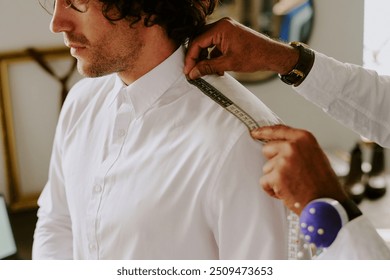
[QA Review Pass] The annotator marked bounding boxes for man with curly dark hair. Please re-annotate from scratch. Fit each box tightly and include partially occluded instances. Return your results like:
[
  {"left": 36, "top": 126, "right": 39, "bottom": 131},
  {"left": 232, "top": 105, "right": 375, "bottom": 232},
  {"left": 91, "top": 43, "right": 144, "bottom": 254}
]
[{"left": 33, "top": 0, "right": 291, "bottom": 259}]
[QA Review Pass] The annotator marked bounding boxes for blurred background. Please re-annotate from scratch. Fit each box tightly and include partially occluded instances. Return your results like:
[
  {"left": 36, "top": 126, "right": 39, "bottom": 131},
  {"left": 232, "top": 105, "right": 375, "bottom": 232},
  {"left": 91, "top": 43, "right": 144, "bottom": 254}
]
[{"left": 1, "top": 0, "right": 389, "bottom": 259}]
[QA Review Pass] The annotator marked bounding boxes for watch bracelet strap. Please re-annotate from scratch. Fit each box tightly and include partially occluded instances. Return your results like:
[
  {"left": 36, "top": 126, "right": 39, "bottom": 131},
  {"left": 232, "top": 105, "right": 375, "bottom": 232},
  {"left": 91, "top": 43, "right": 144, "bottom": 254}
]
[{"left": 339, "top": 198, "right": 362, "bottom": 221}]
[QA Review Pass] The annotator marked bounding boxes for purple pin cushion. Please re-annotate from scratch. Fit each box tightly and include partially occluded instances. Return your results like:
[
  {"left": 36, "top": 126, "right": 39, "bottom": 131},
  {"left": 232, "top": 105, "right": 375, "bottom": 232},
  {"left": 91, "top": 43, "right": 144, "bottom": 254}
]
[{"left": 299, "top": 198, "right": 349, "bottom": 248}]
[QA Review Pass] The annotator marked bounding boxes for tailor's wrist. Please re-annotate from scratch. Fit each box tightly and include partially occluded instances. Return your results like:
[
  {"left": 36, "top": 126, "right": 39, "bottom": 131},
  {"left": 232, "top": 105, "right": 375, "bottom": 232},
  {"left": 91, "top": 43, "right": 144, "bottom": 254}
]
[{"left": 277, "top": 43, "right": 300, "bottom": 75}]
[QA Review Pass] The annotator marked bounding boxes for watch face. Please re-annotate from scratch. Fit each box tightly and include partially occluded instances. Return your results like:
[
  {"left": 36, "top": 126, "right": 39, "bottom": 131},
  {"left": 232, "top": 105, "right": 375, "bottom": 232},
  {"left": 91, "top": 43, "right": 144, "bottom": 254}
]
[
  {"left": 280, "top": 68, "right": 305, "bottom": 85},
  {"left": 290, "top": 69, "right": 305, "bottom": 79}
]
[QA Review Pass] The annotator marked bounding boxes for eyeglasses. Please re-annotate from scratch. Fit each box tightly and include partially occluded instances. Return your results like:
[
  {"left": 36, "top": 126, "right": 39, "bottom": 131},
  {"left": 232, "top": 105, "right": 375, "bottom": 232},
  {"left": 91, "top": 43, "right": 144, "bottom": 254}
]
[{"left": 38, "top": 0, "right": 89, "bottom": 15}]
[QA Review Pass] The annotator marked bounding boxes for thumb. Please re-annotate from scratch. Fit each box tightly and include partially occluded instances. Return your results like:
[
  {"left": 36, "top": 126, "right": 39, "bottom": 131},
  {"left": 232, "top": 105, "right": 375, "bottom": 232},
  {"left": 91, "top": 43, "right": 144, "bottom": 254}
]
[
  {"left": 251, "top": 125, "right": 292, "bottom": 141},
  {"left": 188, "top": 58, "right": 226, "bottom": 79}
]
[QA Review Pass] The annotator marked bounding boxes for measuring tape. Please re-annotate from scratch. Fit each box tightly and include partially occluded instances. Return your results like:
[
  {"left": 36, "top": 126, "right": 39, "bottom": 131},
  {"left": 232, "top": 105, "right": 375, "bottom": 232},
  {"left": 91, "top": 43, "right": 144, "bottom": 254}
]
[
  {"left": 188, "top": 77, "right": 310, "bottom": 259},
  {"left": 187, "top": 78, "right": 260, "bottom": 131}
]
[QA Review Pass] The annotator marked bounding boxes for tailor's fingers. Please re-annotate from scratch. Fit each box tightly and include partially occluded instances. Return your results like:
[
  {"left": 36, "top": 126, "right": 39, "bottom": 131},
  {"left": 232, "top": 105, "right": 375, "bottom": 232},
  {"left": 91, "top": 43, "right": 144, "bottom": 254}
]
[{"left": 251, "top": 124, "right": 298, "bottom": 142}]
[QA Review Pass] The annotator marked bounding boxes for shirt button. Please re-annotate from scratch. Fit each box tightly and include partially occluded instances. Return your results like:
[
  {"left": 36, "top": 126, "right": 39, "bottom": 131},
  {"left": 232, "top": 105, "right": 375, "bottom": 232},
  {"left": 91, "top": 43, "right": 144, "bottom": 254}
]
[
  {"left": 89, "top": 243, "right": 97, "bottom": 250},
  {"left": 118, "top": 129, "right": 126, "bottom": 137},
  {"left": 94, "top": 185, "right": 102, "bottom": 193}
]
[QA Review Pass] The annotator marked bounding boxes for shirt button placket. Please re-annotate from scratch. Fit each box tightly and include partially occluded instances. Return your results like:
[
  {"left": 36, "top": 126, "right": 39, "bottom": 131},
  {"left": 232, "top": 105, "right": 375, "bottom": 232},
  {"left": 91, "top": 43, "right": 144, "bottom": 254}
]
[
  {"left": 118, "top": 128, "right": 126, "bottom": 138},
  {"left": 89, "top": 181, "right": 103, "bottom": 259}
]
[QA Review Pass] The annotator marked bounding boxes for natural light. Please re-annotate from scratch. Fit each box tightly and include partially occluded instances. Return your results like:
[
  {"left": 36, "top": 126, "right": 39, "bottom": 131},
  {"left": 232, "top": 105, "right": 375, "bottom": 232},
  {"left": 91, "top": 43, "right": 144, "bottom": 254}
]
[{"left": 363, "top": 0, "right": 390, "bottom": 75}]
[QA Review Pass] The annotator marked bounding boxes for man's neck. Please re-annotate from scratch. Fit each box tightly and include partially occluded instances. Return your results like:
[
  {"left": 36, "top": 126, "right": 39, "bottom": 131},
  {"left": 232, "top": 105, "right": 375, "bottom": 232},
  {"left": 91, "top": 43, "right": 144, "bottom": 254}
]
[{"left": 119, "top": 28, "right": 178, "bottom": 85}]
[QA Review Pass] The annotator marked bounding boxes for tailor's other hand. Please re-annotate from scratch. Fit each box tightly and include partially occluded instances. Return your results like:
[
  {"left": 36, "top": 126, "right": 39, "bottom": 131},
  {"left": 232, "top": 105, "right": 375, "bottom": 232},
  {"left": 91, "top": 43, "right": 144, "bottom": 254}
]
[{"left": 251, "top": 125, "right": 349, "bottom": 214}]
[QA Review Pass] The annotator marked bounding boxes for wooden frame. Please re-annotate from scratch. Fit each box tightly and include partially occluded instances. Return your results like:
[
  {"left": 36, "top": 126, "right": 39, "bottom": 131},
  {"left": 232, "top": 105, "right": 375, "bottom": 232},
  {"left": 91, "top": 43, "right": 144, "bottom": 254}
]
[{"left": 0, "top": 47, "right": 78, "bottom": 211}]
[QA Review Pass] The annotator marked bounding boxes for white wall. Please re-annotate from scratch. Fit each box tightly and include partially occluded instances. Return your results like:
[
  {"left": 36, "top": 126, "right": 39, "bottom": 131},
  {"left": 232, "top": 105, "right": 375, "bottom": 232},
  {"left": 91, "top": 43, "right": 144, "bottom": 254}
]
[
  {"left": 0, "top": 0, "right": 63, "bottom": 51},
  {"left": 0, "top": 0, "right": 365, "bottom": 199}
]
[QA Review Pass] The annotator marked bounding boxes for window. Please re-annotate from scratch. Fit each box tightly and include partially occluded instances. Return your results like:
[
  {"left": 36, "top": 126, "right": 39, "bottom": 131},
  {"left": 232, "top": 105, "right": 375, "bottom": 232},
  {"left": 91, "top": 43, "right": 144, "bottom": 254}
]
[{"left": 363, "top": 0, "right": 390, "bottom": 75}]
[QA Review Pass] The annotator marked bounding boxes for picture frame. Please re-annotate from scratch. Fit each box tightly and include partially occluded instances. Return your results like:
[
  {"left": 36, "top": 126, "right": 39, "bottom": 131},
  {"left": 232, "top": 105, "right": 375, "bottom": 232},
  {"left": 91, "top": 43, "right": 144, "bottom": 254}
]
[{"left": 0, "top": 47, "right": 79, "bottom": 211}]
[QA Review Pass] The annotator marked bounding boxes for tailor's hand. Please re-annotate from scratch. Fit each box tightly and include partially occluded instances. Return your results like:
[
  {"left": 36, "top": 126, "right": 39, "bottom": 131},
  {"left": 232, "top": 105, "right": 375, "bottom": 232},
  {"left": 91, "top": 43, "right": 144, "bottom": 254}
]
[
  {"left": 184, "top": 17, "right": 298, "bottom": 80},
  {"left": 251, "top": 125, "right": 349, "bottom": 214}
]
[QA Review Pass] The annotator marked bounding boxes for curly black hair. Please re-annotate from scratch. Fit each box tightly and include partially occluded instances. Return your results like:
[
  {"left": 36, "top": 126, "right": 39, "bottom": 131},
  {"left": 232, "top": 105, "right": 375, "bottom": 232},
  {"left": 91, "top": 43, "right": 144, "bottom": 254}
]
[{"left": 98, "top": 0, "right": 217, "bottom": 45}]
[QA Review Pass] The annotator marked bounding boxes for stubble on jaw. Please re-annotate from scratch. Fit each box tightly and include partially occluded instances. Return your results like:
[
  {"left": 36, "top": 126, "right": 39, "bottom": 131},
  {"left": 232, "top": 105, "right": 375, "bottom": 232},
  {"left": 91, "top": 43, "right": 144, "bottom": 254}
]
[{"left": 70, "top": 23, "right": 145, "bottom": 79}]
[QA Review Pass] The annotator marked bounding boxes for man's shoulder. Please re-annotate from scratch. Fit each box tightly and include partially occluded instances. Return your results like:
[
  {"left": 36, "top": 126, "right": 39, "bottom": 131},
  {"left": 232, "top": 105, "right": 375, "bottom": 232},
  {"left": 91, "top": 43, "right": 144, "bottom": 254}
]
[{"left": 180, "top": 74, "right": 278, "bottom": 152}]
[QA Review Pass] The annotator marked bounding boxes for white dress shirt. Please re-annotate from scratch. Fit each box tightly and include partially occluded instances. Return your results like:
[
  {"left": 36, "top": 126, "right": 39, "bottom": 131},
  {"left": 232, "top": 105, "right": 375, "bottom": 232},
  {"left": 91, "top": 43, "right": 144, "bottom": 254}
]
[
  {"left": 295, "top": 51, "right": 390, "bottom": 259},
  {"left": 33, "top": 46, "right": 289, "bottom": 260}
]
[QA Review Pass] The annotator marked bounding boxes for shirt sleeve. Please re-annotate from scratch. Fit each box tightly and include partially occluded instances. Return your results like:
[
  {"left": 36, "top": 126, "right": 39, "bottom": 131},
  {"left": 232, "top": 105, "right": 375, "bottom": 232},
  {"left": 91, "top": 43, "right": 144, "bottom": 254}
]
[
  {"left": 295, "top": 51, "right": 390, "bottom": 147},
  {"left": 317, "top": 216, "right": 390, "bottom": 259},
  {"left": 206, "top": 130, "right": 289, "bottom": 259},
  {"left": 32, "top": 112, "right": 73, "bottom": 259}
]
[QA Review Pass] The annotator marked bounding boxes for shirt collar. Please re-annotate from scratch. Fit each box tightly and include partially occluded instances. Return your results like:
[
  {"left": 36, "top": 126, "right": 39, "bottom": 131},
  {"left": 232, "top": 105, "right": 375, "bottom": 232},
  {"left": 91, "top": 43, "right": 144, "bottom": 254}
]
[{"left": 115, "top": 46, "right": 186, "bottom": 118}]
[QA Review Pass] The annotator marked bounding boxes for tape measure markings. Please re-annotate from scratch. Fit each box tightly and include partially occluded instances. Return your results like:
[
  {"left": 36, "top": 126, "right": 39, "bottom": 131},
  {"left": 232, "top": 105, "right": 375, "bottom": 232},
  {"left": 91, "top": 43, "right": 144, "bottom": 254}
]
[{"left": 187, "top": 78, "right": 260, "bottom": 131}]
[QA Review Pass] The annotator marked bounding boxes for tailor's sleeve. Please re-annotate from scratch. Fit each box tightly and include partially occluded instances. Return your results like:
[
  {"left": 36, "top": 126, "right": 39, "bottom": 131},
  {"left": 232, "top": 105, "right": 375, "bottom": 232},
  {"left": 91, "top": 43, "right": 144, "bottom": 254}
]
[
  {"left": 295, "top": 51, "right": 390, "bottom": 148},
  {"left": 32, "top": 118, "right": 73, "bottom": 259},
  {"left": 206, "top": 130, "right": 289, "bottom": 259},
  {"left": 316, "top": 216, "right": 390, "bottom": 259}
]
